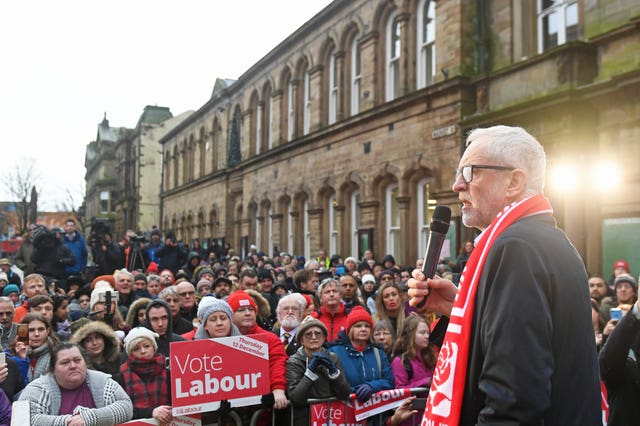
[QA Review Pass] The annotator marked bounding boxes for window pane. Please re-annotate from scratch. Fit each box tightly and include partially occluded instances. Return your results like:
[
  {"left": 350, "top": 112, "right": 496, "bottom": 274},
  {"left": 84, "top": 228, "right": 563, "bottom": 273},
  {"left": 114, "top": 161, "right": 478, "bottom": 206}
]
[
  {"left": 542, "top": 10, "right": 559, "bottom": 50},
  {"left": 566, "top": 2, "right": 578, "bottom": 42}
]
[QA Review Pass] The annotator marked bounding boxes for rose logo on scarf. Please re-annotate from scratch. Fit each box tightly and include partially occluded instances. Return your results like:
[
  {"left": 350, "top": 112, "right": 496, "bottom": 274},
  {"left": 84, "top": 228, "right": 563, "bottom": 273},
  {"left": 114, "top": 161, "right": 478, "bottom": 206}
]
[{"left": 428, "top": 340, "right": 458, "bottom": 416}]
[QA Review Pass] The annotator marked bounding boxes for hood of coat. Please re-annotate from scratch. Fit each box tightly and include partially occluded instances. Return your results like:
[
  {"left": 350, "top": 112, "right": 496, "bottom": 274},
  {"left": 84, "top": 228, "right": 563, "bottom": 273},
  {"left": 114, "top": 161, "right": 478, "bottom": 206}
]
[
  {"left": 125, "top": 297, "right": 153, "bottom": 327},
  {"left": 244, "top": 289, "right": 271, "bottom": 319},
  {"left": 144, "top": 298, "right": 174, "bottom": 338},
  {"left": 71, "top": 320, "right": 122, "bottom": 363}
]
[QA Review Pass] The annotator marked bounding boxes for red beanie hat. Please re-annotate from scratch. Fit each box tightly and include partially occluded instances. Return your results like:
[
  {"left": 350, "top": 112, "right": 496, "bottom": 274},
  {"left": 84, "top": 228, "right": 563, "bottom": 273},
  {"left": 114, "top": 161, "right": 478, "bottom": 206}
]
[
  {"left": 146, "top": 262, "right": 159, "bottom": 274},
  {"left": 347, "top": 306, "right": 373, "bottom": 334},
  {"left": 227, "top": 290, "right": 258, "bottom": 313},
  {"left": 91, "top": 275, "right": 116, "bottom": 290},
  {"left": 613, "top": 259, "right": 630, "bottom": 274}
]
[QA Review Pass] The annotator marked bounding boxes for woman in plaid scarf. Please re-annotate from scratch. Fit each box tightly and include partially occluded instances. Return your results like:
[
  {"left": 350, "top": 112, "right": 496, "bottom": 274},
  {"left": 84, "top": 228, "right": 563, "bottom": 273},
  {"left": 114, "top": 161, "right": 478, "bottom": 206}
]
[{"left": 115, "top": 327, "right": 172, "bottom": 424}]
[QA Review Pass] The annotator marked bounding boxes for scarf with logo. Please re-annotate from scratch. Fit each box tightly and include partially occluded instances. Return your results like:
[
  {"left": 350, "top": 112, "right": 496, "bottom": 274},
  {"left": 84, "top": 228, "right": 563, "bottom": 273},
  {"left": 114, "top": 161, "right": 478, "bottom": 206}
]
[{"left": 422, "top": 194, "right": 553, "bottom": 425}]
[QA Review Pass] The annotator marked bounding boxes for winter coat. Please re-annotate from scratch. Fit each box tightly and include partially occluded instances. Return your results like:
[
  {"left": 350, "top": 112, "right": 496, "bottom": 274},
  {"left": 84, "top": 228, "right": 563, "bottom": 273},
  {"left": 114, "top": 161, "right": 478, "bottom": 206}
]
[
  {"left": 62, "top": 230, "right": 88, "bottom": 275},
  {"left": 390, "top": 355, "right": 433, "bottom": 389},
  {"left": 271, "top": 324, "right": 302, "bottom": 357},
  {"left": 31, "top": 240, "right": 75, "bottom": 280},
  {"left": 328, "top": 335, "right": 394, "bottom": 392},
  {"left": 599, "top": 305, "right": 640, "bottom": 425},
  {"left": 311, "top": 303, "right": 348, "bottom": 342},
  {"left": 72, "top": 320, "right": 123, "bottom": 375},
  {"left": 0, "top": 389, "right": 10, "bottom": 426},
  {"left": 19, "top": 369, "right": 133, "bottom": 425},
  {"left": 155, "top": 243, "right": 188, "bottom": 275},
  {"left": 13, "top": 237, "right": 35, "bottom": 276},
  {"left": 243, "top": 324, "right": 287, "bottom": 392},
  {"left": 125, "top": 298, "right": 152, "bottom": 328},
  {"left": 0, "top": 357, "right": 24, "bottom": 401},
  {"left": 287, "top": 346, "right": 351, "bottom": 426}
]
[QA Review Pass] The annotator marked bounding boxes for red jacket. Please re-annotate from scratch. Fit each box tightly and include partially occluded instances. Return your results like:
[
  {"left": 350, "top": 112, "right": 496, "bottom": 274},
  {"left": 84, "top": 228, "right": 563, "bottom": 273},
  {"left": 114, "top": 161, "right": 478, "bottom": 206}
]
[
  {"left": 312, "top": 303, "right": 348, "bottom": 342},
  {"left": 245, "top": 324, "right": 287, "bottom": 392}
]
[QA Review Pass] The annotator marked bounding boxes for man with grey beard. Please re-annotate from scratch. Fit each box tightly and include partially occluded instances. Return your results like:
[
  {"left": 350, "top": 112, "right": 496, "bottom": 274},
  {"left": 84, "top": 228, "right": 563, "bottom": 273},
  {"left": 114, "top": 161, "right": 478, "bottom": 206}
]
[{"left": 272, "top": 294, "right": 306, "bottom": 357}]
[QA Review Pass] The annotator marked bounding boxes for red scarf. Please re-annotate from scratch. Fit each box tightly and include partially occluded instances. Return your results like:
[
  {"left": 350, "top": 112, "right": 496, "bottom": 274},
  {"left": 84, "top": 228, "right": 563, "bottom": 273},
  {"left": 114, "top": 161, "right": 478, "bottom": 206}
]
[
  {"left": 121, "top": 354, "right": 170, "bottom": 409},
  {"left": 422, "top": 194, "right": 553, "bottom": 425}
]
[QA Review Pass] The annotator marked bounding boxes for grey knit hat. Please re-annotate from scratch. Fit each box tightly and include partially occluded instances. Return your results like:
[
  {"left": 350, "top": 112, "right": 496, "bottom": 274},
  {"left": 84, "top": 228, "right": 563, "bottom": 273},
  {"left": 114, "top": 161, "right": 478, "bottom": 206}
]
[
  {"left": 296, "top": 316, "right": 328, "bottom": 343},
  {"left": 197, "top": 295, "right": 233, "bottom": 323}
]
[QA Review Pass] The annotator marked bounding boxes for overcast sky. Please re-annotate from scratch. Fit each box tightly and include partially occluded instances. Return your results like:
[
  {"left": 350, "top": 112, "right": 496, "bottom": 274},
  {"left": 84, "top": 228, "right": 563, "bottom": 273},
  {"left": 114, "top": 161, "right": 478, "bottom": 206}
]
[{"left": 0, "top": 0, "right": 333, "bottom": 210}]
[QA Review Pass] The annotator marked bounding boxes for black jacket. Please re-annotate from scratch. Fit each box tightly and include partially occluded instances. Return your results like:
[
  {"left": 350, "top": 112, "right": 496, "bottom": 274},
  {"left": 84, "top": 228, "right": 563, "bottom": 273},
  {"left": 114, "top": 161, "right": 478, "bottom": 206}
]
[
  {"left": 460, "top": 215, "right": 601, "bottom": 425},
  {"left": 599, "top": 306, "right": 640, "bottom": 425},
  {"left": 156, "top": 243, "right": 188, "bottom": 275},
  {"left": 31, "top": 239, "right": 75, "bottom": 279}
]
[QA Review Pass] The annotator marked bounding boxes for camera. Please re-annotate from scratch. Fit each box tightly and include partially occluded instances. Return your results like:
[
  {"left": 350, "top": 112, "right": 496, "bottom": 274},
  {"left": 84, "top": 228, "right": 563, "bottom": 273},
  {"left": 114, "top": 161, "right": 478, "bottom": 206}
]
[
  {"left": 31, "top": 225, "right": 57, "bottom": 249},
  {"left": 98, "top": 291, "right": 119, "bottom": 303},
  {"left": 129, "top": 233, "right": 147, "bottom": 243},
  {"left": 89, "top": 217, "right": 111, "bottom": 250}
]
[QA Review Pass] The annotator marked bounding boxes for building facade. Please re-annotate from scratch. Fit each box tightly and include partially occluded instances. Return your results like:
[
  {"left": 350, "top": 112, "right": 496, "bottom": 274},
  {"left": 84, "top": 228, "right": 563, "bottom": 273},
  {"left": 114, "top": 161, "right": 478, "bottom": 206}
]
[{"left": 159, "top": 0, "right": 640, "bottom": 275}]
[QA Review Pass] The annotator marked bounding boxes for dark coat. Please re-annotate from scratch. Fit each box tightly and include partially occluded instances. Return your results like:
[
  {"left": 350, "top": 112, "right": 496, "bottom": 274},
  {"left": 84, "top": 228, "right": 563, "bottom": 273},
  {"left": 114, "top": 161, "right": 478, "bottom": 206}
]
[
  {"left": 156, "top": 243, "right": 188, "bottom": 275},
  {"left": 31, "top": 240, "right": 76, "bottom": 279},
  {"left": 271, "top": 324, "right": 302, "bottom": 357},
  {"left": 599, "top": 306, "right": 640, "bottom": 425},
  {"left": 460, "top": 215, "right": 601, "bottom": 425}
]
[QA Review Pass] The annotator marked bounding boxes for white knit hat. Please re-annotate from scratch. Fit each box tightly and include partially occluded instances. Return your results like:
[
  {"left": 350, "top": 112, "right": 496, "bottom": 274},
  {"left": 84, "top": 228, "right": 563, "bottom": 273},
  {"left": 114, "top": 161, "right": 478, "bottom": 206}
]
[
  {"left": 90, "top": 280, "right": 117, "bottom": 310},
  {"left": 123, "top": 327, "right": 159, "bottom": 355},
  {"left": 197, "top": 296, "right": 233, "bottom": 323}
]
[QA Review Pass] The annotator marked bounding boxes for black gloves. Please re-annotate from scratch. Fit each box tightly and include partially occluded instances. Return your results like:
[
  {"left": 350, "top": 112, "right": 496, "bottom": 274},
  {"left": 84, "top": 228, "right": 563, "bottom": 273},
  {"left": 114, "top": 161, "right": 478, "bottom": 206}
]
[{"left": 312, "top": 351, "right": 339, "bottom": 376}]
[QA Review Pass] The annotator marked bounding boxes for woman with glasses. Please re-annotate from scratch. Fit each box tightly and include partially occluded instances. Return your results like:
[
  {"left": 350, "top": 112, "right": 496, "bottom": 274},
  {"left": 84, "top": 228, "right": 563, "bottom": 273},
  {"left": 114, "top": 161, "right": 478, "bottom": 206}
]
[
  {"left": 287, "top": 316, "right": 350, "bottom": 426},
  {"left": 372, "top": 320, "right": 395, "bottom": 358}
]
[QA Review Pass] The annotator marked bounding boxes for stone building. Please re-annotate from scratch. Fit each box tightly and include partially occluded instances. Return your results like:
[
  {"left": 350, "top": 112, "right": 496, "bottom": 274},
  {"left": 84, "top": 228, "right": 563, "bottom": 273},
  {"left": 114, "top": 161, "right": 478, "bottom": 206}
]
[
  {"left": 113, "top": 106, "right": 193, "bottom": 236},
  {"left": 159, "top": 0, "right": 640, "bottom": 274},
  {"left": 85, "top": 107, "right": 193, "bottom": 242}
]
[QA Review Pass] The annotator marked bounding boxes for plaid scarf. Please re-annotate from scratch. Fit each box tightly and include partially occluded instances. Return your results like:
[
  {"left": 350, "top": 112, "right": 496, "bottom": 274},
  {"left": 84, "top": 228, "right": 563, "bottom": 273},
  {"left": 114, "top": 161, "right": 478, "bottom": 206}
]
[
  {"left": 422, "top": 194, "right": 553, "bottom": 425},
  {"left": 121, "top": 354, "right": 169, "bottom": 409}
]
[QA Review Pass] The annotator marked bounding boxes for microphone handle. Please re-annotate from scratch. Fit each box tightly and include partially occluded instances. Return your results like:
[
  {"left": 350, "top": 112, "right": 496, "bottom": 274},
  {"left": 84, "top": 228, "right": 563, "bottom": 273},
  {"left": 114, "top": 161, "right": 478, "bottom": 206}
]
[{"left": 416, "top": 231, "right": 446, "bottom": 308}]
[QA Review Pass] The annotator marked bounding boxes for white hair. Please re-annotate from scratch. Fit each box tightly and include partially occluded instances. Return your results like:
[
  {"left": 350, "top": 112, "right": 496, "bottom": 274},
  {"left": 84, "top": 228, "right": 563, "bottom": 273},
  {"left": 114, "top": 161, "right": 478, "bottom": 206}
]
[{"left": 466, "top": 125, "right": 546, "bottom": 193}]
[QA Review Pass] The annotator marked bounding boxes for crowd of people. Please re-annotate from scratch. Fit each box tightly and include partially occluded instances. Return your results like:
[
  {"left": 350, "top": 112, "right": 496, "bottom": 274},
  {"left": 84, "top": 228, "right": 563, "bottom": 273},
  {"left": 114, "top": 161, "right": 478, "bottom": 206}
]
[
  {"left": 0, "top": 124, "right": 635, "bottom": 425},
  {"left": 0, "top": 237, "right": 448, "bottom": 425}
]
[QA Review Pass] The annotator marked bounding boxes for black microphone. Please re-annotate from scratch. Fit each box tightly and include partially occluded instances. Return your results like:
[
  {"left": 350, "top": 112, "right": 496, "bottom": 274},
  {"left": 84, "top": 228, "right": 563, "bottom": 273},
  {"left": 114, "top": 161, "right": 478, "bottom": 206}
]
[{"left": 416, "top": 205, "right": 451, "bottom": 308}]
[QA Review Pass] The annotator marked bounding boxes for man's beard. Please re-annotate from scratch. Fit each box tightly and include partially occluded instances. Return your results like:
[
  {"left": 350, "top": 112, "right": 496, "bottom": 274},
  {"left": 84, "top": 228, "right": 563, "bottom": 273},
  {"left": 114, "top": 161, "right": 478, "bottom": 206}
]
[{"left": 280, "top": 317, "right": 300, "bottom": 329}]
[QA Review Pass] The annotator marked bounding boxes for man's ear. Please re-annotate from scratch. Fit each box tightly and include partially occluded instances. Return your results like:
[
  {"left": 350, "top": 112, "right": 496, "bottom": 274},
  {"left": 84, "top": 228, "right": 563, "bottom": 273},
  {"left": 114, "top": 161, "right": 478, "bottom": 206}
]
[{"left": 506, "top": 169, "right": 527, "bottom": 198}]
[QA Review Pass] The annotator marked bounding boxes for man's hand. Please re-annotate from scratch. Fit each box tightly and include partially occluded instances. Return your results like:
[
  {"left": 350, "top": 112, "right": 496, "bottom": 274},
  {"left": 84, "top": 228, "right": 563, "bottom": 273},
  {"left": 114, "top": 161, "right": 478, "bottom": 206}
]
[
  {"left": 408, "top": 269, "right": 458, "bottom": 316},
  {"left": 272, "top": 388, "right": 288, "bottom": 409},
  {"left": 387, "top": 396, "right": 418, "bottom": 426}
]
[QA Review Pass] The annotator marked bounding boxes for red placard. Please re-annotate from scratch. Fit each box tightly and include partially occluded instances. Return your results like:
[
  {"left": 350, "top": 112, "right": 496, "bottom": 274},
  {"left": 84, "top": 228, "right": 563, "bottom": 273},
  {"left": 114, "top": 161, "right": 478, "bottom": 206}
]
[
  {"left": 350, "top": 388, "right": 410, "bottom": 421},
  {"left": 309, "top": 401, "right": 364, "bottom": 426},
  {"left": 170, "top": 335, "right": 270, "bottom": 416}
]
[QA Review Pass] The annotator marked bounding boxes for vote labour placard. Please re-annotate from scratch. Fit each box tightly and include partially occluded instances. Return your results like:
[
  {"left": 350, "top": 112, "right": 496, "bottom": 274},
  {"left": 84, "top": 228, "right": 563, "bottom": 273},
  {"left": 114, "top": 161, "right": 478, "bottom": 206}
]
[{"left": 170, "top": 334, "right": 270, "bottom": 416}]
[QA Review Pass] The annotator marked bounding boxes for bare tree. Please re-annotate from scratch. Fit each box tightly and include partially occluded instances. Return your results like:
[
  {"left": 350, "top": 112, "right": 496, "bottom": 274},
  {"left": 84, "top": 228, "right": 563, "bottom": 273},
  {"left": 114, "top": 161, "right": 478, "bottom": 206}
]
[
  {"left": 55, "top": 181, "right": 86, "bottom": 230},
  {"left": 1, "top": 157, "right": 40, "bottom": 235}
]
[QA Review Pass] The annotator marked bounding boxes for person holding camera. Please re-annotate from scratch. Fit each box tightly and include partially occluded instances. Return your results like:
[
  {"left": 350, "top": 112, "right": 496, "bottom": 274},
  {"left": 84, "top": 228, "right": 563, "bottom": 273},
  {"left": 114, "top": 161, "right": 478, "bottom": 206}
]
[{"left": 30, "top": 227, "right": 76, "bottom": 283}]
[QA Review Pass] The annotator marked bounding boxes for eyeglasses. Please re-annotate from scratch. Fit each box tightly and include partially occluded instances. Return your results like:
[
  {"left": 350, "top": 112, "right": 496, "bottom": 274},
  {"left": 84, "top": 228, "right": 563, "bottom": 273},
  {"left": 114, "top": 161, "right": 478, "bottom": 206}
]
[
  {"left": 373, "top": 331, "right": 392, "bottom": 337},
  {"left": 303, "top": 331, "right": 324, "bottom": 338},
  {"left": 455, "top": 165, "right": 515, "bottom": 184},
  {"left": 280, "top": 306, "right": 301, "bottom": 313},
  {"left": 178, "top": 291, "right": 195, "bottom": 297}
]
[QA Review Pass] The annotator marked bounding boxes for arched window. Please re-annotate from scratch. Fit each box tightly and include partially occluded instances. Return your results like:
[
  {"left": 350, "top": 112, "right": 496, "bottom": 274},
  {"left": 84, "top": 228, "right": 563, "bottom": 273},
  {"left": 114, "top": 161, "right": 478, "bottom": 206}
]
[
  {"left": 385, "top": 184, "right": 400, "bottom": 258},
  {"left": 267, "top": 206, "right": 274, "bottom": 256},
  {"left": 416, "top": 178, "right": 433, "bottom": 256},
  {"left": 303, "top": 200, "right": 310, "bottom": 259},
  {"left": 287, "top": 79, "right": 295, "bottom": 141},
  {"left": 350, "top": 191, "right": 361, "bottom": 258},
  {"left": 350, "top": 37, "right": 361, "bottom": 115},
  {"left": 267, "top": 95, "right": 274, "bottom": 150},
  {"left": 386, "top": 11, "right": 401, "bottom": 101},
  {"left": 303, "top": 71, "right": 311, "bottom": 135},
  {"left": 256, "top": 102, "right": 262, "bottom": 155},
  {"left": 287, "top": 203, "right": 294, "bottom": 253},
  {"left": 328, "top": 195, "right": 337, "bottom": 256},
  {"left": 255, "top": 214, "right": 261, "bottom": 253},
  {"left": 328, "top": 50, "right": 338, "bottom": 125},
  {"left": 417, "top": 0, "right": 436, "bottom": 89}
]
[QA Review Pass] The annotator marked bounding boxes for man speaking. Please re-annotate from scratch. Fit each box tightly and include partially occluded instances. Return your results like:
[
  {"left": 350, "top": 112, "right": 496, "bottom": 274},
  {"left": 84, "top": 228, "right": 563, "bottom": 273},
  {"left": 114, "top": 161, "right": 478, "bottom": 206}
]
[{"left": 409, "top": 125, "right": 600, "bottom": 425}]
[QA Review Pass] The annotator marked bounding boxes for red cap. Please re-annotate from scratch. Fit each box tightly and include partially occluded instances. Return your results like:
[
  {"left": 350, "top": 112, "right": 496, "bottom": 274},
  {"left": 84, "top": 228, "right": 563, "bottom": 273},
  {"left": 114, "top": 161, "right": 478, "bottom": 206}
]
[
  {"left": 146, "top": 262, "right": 159, "bottom": 274},
  {"left": 346, "top": 306, "right": 373, "bottom": 334},
  {"left": 91, "top": 275, "right": 116, "bottom": 290},
  {"left": 613, "top": 260, "right": 630, "bottom": 274},
  {"left": 227, "top": 290, "right": 257, "bottom": 313}
]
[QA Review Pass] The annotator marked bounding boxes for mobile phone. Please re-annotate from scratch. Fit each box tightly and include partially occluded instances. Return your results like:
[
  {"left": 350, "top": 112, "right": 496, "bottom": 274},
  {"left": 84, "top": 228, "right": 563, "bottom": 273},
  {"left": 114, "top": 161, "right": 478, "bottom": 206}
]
[
  {"left": 17, "top": 324, "right": 29, "bottom": 345},
  {"left": 411, "top": 398, "right": 428, "bottom": 411},
  {"left": 0, "top": 353, "right": 5, "bottom": 365},
  {"left": 335, "top": 266, "right": 346, "bottom": 275},
  {"left": 610, "top": 308, "right": 623, "bottom": 321}
]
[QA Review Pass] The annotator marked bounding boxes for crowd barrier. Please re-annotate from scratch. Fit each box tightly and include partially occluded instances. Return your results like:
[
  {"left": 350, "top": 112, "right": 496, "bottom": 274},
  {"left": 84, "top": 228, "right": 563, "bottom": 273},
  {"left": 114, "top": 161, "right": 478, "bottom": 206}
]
[{"left": 11, "top": 388, "right": 428, "bottom": 426}]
